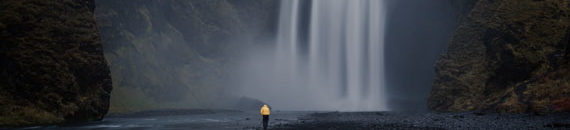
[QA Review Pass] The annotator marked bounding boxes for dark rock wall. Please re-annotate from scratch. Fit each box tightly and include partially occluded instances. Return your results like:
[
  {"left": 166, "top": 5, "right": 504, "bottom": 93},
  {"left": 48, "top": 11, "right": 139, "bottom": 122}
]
[
  {"left": 0, "top": 0, "right": 112, "bottom": 126},
  {"left": 429, "top": 0, "right": 570, "bottom": 113},
  {"left": 95, "top": 0, "right": 278, "bottom": 112}
]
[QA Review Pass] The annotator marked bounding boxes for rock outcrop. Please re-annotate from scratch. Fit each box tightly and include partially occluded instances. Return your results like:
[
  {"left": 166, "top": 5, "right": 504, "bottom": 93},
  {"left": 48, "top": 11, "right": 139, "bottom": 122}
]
[
  {"left": 429, "top": 0, "right": 569, "bottom": 113},
  {"left": 0, "top": 0, "right": 112, "bottom": 126}
]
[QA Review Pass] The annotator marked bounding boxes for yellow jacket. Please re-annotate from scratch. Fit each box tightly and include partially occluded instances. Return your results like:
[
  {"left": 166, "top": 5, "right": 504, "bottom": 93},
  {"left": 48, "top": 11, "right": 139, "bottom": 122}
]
[{"left": 260, "top": 105, "right": 270, "bottom": 115}]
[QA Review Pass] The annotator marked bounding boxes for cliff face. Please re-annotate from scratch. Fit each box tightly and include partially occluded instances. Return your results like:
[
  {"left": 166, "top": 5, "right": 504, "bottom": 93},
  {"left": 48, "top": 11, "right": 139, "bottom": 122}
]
[
  {"left": 429, "top": 0, "right": 570, "bottom": 113},
  {"left": 0, "top": 0, "right": 112, "bottom": 126},
  {"left": 95, "top": 0, "right": 277, "bottom": 112}
]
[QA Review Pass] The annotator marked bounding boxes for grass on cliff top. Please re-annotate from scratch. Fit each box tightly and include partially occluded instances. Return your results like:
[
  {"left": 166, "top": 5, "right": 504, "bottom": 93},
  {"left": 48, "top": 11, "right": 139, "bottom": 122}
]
[{"left": 108, "top": 84, "right": 224, "bottom": 113}]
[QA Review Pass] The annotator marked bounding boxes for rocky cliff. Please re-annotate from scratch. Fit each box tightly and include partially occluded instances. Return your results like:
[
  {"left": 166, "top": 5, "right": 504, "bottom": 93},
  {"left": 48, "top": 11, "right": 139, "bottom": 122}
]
[
  {"left": 0, "top": 0, "right": 112, "bottom": 126},
  {"left": 95, "top": 0, "right": 277, "bottom": 112},
  {"left": 429, "top": 0, "right": 570, "bottom": 113}
]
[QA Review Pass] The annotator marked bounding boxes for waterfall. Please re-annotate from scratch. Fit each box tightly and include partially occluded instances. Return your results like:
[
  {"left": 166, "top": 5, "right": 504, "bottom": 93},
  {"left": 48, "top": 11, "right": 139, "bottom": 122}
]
[{"left": 236, "top": 0, "right": 387, "bottom": 111}]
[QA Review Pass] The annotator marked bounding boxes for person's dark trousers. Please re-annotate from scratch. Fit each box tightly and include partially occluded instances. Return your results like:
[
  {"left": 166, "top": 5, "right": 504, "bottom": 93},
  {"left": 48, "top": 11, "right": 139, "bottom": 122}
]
[{"left": 262, "top": 115, "right": 269, "bottom": 130}]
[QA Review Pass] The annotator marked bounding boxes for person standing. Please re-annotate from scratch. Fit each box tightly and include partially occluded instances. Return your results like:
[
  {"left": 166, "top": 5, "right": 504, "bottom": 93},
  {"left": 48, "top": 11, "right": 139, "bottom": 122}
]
[{"left": 260, "top": 104, "right": 270, "bottom": 130}]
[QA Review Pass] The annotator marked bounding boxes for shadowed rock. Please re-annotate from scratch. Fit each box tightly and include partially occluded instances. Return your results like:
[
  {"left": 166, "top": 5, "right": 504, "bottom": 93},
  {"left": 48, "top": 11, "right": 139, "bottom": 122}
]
[
  {"left": 0, "top": 0, "right": 112, "bottom": 126},
  {"left": 429, "top": 0, "right": 570, "bottom": 113}
]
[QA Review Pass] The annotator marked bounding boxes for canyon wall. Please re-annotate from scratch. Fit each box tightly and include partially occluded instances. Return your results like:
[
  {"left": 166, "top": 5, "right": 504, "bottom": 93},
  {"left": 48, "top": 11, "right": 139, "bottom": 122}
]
[
  {"left": 95, "top": 0, "right": 278, "bottom": 112},
  {"left": 0, "top": 0, "right": 112, "bottom": 126},
  {"left": 429, "top": 0, "right": 570, "bottom": 113}
]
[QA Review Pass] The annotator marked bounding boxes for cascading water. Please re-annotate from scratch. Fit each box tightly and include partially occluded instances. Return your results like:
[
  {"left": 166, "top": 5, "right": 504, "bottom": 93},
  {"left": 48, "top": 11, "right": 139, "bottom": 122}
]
[{"left": 236, "top": 0, "right": 387, "bottom": 111}]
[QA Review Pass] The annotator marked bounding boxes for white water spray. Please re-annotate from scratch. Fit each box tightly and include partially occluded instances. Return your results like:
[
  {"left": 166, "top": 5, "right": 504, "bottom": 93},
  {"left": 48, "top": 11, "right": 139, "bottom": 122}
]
[{"left": 236, "top": 0, "right": 388, "bottom": 111}]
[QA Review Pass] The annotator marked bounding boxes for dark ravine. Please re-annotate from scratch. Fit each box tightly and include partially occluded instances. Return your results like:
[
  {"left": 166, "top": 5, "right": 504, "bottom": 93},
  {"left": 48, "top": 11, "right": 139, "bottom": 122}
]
[
  {"left": 0, "top": 0, "right": 567, "bottom": 128},
  {"left": 429, "top": 0, "right": 570, "bottom": 113},
  {"left": 0, "top": 0, "right": 112, "bottom": 126}
]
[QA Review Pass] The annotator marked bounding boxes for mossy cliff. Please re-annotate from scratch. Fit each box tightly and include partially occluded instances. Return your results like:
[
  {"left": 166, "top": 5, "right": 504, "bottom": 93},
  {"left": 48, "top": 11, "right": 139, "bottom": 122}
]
[
  {"left": 95, "top": 0, "right": 277, "bottom": 112},
  {"left": 429, "top": 0, "right": 569, "bottom": 113},
  {"left": 0, "top": 0, "right": 112, "bottom": 126}
]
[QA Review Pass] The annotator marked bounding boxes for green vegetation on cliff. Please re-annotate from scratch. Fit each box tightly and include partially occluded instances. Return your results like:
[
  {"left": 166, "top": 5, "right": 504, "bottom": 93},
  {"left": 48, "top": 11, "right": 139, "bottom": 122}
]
[
  {"left": 95, "top": 0, "right": 277, "bottom": 112},
  {"left": 0, "top": 0, "right": 112, "bottom": 126},
  {"left": 429, "top": 0, "right": 569, "bottom": 113}
]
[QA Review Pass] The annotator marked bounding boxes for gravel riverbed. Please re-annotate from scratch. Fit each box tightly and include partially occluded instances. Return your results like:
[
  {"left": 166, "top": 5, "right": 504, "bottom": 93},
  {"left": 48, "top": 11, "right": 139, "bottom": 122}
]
[{"left": 9, "top": 110, "right": 570, "bottom": 130}]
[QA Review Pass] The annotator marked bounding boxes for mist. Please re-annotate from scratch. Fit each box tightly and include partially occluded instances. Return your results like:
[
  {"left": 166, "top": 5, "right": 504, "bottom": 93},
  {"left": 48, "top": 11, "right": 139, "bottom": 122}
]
[
  {"left": 232, "top": 0, "right": 387, "bottom": 111},
  {"left": 384, "top": 0, "right": 461, "bottom": 111},
  {"left": 95, "top": 0, "right": 280, "bottom": 112},
  {"left": 231, "top": 0, "right": 460, "bottom": 111},
  {"left": 95, "top": 0, "right": 461, "bottom": 112}
]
